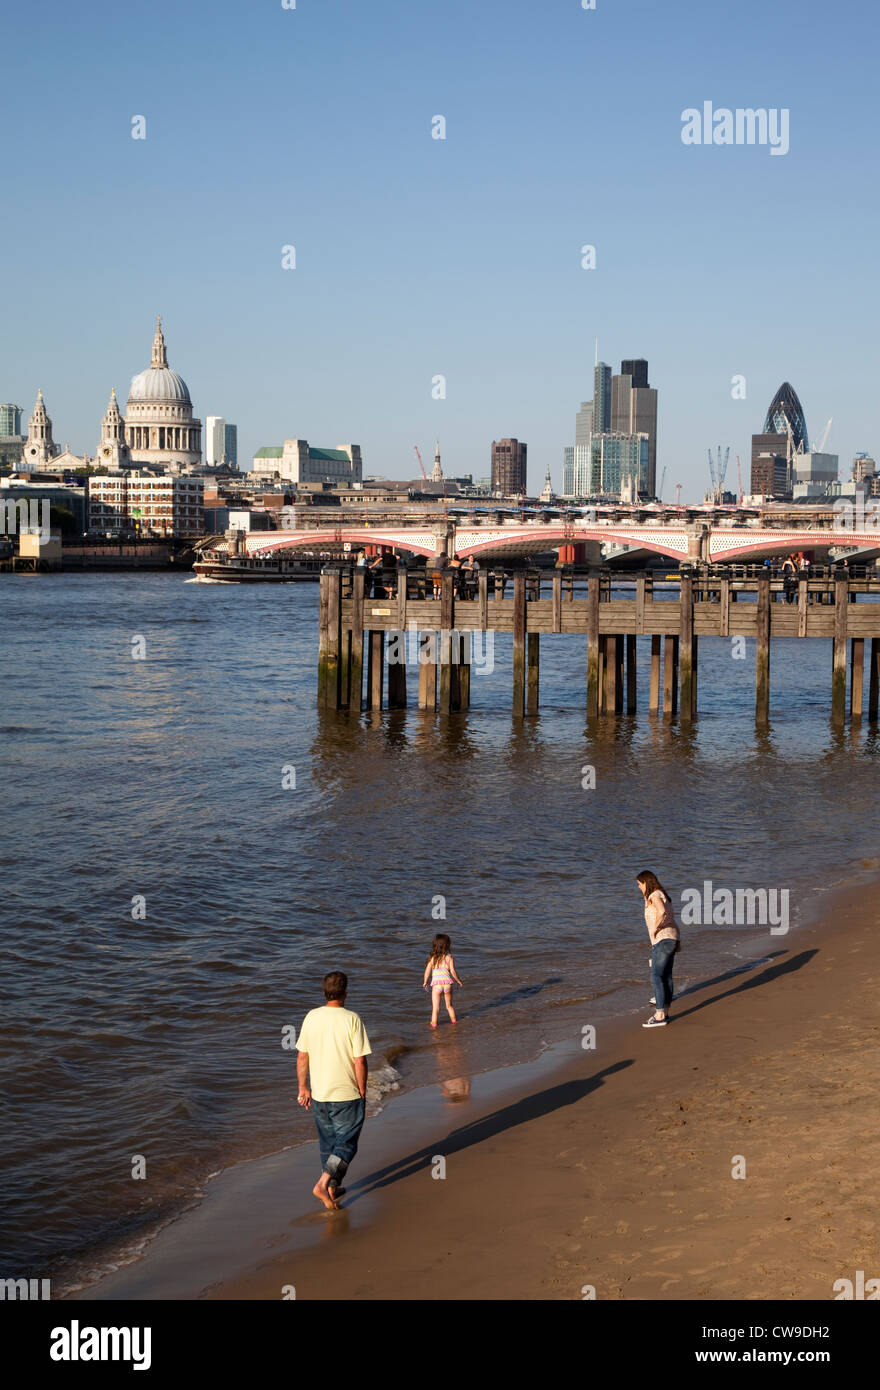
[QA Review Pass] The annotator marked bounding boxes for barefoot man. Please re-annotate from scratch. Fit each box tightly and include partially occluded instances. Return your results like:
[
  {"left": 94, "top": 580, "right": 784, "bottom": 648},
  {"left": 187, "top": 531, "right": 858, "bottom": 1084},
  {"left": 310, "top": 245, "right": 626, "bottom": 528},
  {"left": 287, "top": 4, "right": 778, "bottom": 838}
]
[{"left": 296, "top": 971, "right": 371, "bottom": 1210}]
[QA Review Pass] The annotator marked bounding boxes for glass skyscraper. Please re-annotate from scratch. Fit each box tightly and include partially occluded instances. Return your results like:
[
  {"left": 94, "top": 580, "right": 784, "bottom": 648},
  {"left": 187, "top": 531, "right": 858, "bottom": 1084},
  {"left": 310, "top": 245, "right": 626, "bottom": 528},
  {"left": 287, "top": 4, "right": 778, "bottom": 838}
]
[{"left": 763, "top": 382, "right": 809, "bottom": 453}]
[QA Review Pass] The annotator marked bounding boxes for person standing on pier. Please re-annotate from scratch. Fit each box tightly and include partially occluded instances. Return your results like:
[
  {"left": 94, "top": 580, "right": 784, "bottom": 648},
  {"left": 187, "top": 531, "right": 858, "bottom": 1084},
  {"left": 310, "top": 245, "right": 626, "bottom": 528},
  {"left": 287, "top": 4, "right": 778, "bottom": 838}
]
[
  {"left": 637, "top": 871, "right": 680, "bottom": 1028},
  {"left": 296, "top": 971, "right": 371, "bottom": 1210}
]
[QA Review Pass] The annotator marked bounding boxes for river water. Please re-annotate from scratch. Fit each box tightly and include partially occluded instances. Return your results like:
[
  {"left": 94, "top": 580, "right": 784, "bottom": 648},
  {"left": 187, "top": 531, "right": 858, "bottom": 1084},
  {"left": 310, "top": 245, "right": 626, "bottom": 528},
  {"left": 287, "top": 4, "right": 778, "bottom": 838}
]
[{"left": 1, "top": 571, "right": 878, "bottom": 1290}]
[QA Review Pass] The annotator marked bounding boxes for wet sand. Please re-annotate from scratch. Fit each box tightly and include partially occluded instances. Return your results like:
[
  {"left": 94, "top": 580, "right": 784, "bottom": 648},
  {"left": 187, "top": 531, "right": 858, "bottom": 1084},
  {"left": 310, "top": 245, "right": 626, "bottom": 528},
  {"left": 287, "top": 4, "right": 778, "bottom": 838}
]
[{"left": 80, "top": 881, "right": 880, "bottom": 1301}]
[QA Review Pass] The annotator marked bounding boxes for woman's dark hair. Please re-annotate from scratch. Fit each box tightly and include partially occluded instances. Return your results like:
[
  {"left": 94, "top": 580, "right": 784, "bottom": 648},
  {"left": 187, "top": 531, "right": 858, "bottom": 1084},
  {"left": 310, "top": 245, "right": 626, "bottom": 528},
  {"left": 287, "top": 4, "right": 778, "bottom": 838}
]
[
  {"left": 427, "top": 933, "right": 451, "bottom": 965},
  {"left": 636, "top": 870, "right": 668, "bottom": 900}
]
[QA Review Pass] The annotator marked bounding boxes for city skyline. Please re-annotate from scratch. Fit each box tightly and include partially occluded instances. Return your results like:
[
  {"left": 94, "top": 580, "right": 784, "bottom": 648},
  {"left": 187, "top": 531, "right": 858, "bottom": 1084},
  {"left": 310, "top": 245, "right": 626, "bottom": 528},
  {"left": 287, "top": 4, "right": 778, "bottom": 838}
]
[{"left": 1, "top": 0, "right": 877, "bottom": 495}]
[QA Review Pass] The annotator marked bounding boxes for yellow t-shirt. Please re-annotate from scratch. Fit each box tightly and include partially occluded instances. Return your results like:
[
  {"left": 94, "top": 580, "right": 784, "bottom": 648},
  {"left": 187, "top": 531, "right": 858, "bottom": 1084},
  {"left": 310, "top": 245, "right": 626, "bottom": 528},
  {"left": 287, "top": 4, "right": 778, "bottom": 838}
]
[{"left": 296, "top": 1006, "right": 372, "bottom": 1102}]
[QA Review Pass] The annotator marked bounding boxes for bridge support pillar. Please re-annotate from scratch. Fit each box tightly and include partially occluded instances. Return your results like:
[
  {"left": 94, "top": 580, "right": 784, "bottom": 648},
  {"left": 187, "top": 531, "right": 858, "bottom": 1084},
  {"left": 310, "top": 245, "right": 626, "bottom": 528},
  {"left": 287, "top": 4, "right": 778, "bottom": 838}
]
[
  {"left": 756, "top": 577, "right": 770, "bottom": 722},
  {"left": 832, "top": 578, "right": 848, "bottom": 722},
  {"left": 869, "top": 638, "right": 880, "bottom": 720},
  {"left": 649, "top": 635, "right": 661, "bottom": 712},
  {"left": 663, "top": 636, "right": 679, "bottom": 715},
  {"left": 850, "top": 637, "right": 864, "bottom": 719},
  {"left": 368, "top": 630, "right": 384, "bottom": 709},
  {"left": 586, "top": 575, "right": 600, "bottom": 717}
]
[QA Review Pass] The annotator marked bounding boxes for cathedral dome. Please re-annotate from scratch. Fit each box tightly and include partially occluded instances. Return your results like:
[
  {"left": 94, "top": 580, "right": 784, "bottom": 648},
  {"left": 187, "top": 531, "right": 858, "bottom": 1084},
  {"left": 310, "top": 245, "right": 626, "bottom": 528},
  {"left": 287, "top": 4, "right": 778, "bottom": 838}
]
[
  {"left": 128, "top": 365, "right": 191, "bottom": 404},
  {"left": 126, "top": 317, "right": 192, "bottom": 406}
]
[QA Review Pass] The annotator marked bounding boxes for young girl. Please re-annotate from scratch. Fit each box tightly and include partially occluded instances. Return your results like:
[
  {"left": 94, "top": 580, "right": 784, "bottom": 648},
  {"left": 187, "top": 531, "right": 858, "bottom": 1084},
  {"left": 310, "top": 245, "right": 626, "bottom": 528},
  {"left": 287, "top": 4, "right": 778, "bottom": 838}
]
[
  {"left": 637, "top": 869, "right": 680, "bottom": 1028},
  {"left": 423, "top": 933, "right": 463, "bottom": 1027}
]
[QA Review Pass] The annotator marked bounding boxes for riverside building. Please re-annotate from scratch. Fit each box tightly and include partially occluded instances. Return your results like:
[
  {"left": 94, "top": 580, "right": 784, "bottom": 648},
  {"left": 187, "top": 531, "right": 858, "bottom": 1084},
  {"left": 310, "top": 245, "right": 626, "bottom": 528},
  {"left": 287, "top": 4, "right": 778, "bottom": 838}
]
[{"left": 88, "top": 471, "right": 204, "bottom": 537}]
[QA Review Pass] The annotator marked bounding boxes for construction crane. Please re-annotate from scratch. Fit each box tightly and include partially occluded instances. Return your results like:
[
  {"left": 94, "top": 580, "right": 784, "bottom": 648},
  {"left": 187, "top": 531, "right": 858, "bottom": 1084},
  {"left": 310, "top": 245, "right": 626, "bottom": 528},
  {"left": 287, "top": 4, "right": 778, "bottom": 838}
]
[
  {"left": 736, "top": 454, "right": 744, "bottom": 503},
  {"left": 816, "top": 417, "right": 833, "bottom": 453},
  {"left": 675, "top": 483, "right": 682, "bottom": 507},
  {"left": 413, "top": 445, "right": 428, "bottom": 481},
  {"left": 707, "top": 445, "right": 731, "bottom": 502},
  {"left": 658, "top": 466, "right": 667, "bottom": 501}
]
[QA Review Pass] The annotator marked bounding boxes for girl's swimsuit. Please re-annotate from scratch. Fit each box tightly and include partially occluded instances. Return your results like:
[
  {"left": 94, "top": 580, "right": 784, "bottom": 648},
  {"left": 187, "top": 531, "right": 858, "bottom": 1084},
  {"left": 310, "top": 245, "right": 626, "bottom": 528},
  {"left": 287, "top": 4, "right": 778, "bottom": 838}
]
[{"left": 431, "top": 959, "right": 454, "bottom": 989}]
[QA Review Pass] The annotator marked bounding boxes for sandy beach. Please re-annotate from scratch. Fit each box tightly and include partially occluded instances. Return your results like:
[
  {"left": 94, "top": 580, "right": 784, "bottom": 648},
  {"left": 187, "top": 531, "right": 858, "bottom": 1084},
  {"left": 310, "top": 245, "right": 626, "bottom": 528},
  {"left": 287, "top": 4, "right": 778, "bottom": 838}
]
[{"left": 77, "top": 878, "right": 880, "bottom": 1303}]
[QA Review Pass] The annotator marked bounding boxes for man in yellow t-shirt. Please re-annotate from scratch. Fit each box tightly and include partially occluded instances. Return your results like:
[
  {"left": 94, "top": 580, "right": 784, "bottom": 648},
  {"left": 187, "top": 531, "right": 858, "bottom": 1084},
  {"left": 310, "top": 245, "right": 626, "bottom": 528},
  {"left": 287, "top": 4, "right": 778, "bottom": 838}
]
[{"left": 296, "top": 970, "right": 371, "bottom": 1210}]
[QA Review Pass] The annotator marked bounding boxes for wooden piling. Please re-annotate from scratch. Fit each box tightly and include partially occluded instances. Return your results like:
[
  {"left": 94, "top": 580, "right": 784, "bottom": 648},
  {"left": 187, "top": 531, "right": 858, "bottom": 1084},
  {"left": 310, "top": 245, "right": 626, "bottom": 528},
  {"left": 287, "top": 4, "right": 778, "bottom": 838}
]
[
  {"left": 438, "top": 572, "right": 454, "bottom": 714},
  {"left": 604, "top": 634, "right": 618, "bottom": 713},
  {"left": 869, "top": 637, "right": 880, "bottom": 721},
  {"left": 552, "top": 572, "right": 562, "bottom": 633},
  {"left": 367, "top": 630, "right": 384, "bottom": 709},
  {"left": 832, "top": 577, "right": 848, "bottom": 721},
  {"left": 527, "top": 633, "right": 540, "bottom": 715},
  {"left": 626, "top": 633, "right": 637, "bottom": 713},
  {"left": 850, "top": 637, "right": 864, "bottom": 719},
  {"left": 349, "top": 568, "right": 365, "bottom": 712},
  {"left": 317, "top": 570, "right": 342, "bottom": 709},
  {"left": 662, "top": 635, "right": 678, "bottom": 715},
  {"left": 387, "top": 631, "right": 407, "bottom": 708},
  {"left": 586, "top": 574, "right": 600, "bottom": 717},
  {"left": 679, "top": 570, "right": 694, "bottom": 723},
  {"left": 512, "top": 570, "right": 526, "bottom": 718},
  {"left": 458, "top": 632, "right": 471, "bottom": 710},
  {"left": 649, "top": 634, "right": 661, "bottom": 712},
  {"left": 418, "top": 633, "right": 437, "bottom": 711},
  {"left": 756, "top": 576, "right": 770, "bottom": 722}
]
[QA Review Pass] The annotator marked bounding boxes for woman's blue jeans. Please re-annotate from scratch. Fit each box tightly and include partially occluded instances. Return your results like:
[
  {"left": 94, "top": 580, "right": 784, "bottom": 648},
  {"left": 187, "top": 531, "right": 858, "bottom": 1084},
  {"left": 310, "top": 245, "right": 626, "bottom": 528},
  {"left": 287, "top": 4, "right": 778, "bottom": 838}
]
[
  {"left": 651, "top": 939, "right": 677, "bottom": 1012},
  {"left": 312, "top": 1098, "right": 366, "bottom": 1182}
]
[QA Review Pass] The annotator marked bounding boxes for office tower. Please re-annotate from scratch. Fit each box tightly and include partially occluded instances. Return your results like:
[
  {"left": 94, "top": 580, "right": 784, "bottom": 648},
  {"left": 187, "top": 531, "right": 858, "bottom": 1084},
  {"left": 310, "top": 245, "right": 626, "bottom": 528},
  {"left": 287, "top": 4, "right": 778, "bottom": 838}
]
[
  {"left": 0, "top": 403, "right": 23, "bottom": 436},
  {"left": 852, "top": 453, "right": 877, "bottom": 485},
  {"left": 573, "top": 400, "right": 593, "bottom": 495},
  {"left": 589, "top": 433, "right": 650, "bottom": 498},
  {"left": 0, "top": 403, "right": 25, "bottom": 467},
  {"left": 620, "top": 359, "right": 649, "bottom": 389},
  {"left": 223, "top": 423, "right": 238, "bottom": 469},
  {"left": 611, "top": 359, "right": 658, "bottom": 496},
  {"left": 206, "top": 416, "right": 226, "bottom": 466},
  {"left": 750, "top": 382, "right": 809, "bottom": 497},
  {"left": 763, "top": 382, "right": 808, "bottom": 453},
  {"left": 749, "top": 434, "right": 788, "bottom": 496},
  {"left": 491, "top": 438, "right": 527, "bottom": 495},
  {"left": 593, "top": 361, "right": 611, "bottom": 433},
  {"left": 562, "top": 446, "right": 574, "bottom": 497}
]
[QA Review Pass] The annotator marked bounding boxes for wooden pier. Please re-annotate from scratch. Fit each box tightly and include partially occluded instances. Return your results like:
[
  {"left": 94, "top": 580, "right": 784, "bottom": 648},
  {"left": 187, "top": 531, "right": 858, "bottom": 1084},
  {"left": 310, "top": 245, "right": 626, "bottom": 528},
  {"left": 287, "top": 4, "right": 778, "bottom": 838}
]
[{"left": 317, "top": 566, "right": 880, "bottom": 723}]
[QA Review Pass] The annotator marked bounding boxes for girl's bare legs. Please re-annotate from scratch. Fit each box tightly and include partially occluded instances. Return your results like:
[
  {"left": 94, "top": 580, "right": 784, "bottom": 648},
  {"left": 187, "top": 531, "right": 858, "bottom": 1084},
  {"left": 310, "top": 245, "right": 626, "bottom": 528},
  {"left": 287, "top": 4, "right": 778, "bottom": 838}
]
[
  {"left": 444, "top": 988, "right": 457, "bottom": 1024},
  {"left": 431, "top": 985, "right": 443, "bottom": 1026}
]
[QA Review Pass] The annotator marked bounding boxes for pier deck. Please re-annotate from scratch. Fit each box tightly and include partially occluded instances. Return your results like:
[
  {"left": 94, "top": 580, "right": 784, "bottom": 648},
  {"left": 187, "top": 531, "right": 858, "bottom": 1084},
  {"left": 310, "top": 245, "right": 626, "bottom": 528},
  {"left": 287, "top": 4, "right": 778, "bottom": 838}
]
[{"left": 318, "top": 567, "right": 880, "bottom": 723}]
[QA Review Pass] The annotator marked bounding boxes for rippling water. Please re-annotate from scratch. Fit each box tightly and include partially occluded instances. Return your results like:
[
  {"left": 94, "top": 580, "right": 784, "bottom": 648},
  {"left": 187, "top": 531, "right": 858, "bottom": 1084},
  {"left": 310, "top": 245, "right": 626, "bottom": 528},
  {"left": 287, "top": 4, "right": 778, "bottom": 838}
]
[{"left": 1, "top": 571, "right": 879, "bottom": 1288}]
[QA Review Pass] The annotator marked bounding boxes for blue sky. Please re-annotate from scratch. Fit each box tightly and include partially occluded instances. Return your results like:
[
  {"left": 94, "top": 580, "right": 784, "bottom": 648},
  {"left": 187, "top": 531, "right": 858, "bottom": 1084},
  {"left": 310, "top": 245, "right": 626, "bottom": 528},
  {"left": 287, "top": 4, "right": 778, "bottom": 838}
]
[{"left": 2, "top": 0, "right": 877, "bottom": 497}]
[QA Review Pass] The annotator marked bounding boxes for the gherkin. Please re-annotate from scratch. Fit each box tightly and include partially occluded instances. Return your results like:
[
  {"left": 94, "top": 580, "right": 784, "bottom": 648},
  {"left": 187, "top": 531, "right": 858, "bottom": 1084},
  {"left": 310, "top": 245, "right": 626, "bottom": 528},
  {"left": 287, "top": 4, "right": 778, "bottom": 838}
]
[{"left": 763, "top": 382, "right": 808, "bottom": 452}]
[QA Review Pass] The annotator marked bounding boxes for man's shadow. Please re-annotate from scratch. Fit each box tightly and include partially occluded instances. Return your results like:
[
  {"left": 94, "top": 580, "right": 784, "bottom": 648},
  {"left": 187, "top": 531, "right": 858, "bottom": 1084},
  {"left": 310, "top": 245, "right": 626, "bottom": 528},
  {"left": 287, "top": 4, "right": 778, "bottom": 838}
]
[{"left": 346, "top": 1059, "right": 633, "bottom": 1203}]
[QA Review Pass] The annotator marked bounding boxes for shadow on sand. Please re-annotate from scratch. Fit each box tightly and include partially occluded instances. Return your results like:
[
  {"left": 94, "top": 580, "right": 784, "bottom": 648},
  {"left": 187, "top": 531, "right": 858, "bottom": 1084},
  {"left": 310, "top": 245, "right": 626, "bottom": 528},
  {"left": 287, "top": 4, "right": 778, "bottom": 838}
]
[
  {"left": 345, "top": 1059, "right": 633, "bottom": 1204},
  {"left": 345, "top": 946, "right": 818, "bottom": 1204}
]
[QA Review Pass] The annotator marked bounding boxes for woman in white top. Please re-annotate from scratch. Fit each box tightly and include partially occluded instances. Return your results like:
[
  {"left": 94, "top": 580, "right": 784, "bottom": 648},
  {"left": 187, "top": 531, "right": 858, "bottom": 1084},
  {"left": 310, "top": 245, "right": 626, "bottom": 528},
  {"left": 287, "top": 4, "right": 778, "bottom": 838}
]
[{"left": 637, "top": 869, "right": 680, "bottom": 1028}]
